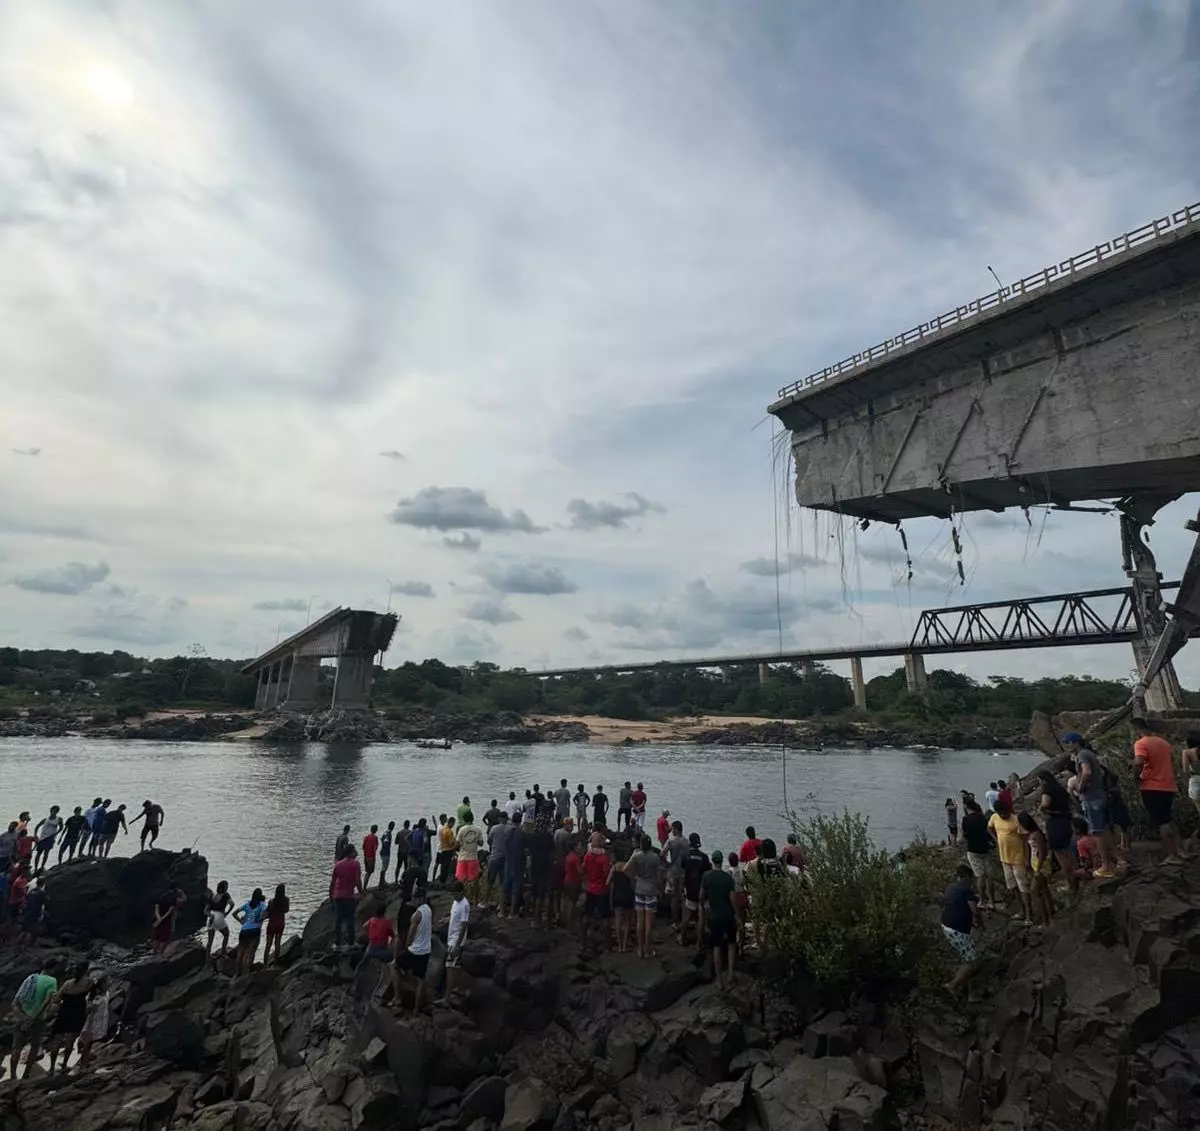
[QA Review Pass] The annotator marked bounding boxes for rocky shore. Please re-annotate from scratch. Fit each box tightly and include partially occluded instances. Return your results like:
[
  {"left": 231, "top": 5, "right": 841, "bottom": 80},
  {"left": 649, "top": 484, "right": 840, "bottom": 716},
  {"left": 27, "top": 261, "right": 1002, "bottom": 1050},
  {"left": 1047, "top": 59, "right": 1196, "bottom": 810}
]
[
  {"left": 5, "top": 836, "right": 1199, "bottom": 1129},
  {"left": 0, "top": 706, "right": 1031, "bottom": 750}
]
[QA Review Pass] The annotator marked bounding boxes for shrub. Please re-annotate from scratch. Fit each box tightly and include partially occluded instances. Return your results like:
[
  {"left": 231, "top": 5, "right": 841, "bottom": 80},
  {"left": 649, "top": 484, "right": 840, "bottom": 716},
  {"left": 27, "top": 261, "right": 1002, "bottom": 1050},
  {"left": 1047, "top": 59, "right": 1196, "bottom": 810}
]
[
  {"left": 0, "top": 706, "right": 18, "bottom": 721},
  {"left": 113, "top": 701, "right": 148, "bottom": 720},
  {"left": 90, "top": 709, "right": 117, "bottom": 725},
  {"left": 749, "top": 809, "right": 954, "bottom": 995}
]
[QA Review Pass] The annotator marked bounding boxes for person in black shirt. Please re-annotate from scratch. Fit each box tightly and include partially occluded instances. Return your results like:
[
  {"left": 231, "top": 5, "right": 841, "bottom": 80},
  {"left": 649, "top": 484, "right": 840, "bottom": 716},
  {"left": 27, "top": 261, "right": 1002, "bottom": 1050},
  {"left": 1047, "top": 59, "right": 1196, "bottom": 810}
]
[
  {"left": 941, "top": 864, "right": 982, "bottom": 995},
  {"left": 678, "top": 833, "right": 712, "bottom": 949},
  {"left": 960, "top": 799, "right": 997, "bottom": 909},
  {"left": 58, "top": 807, "right": 87, "bottom": 865},
  {"left": 1037, "top": 770, "right": 1077, "bottom": 891},
  {"left": 592, "top": 786, "right": 609, "bottom": 829}
]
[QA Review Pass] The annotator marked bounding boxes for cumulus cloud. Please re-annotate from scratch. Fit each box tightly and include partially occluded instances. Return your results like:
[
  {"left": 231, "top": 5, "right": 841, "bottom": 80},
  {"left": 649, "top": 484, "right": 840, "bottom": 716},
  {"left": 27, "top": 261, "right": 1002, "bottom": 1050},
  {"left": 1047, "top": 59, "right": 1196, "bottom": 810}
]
[
  {"left": 563, "top": 626, "right": 590, "bottom": 642},
  {"left": 390, "top": 487, "right": 544, "bottom": 534},
  {"left": 72, "top": 590, "right": 189, "bottom": 646},
  {"left": 566, "top": 492, "right": 665, "bottom": 531},
  {"left": 443, "top": 533, "right": 482, "bottom": 553},
  {"left": 464, "top": 597, "right": 522, "bottom": 625},
  {"left": 392, "top": 580, "right": 435, "bottom": 598},
  {"left": 252, "top": 598, "right": 309, "bottom": 612},
  {"left": 479, "top": 561, "right": 578, "bottom": 595},
  {"left": 12, "top": 560, "right": 111, "bottom": 596},
  {"left": 740, "top": 552, "right": 827, "bottom": 577}
]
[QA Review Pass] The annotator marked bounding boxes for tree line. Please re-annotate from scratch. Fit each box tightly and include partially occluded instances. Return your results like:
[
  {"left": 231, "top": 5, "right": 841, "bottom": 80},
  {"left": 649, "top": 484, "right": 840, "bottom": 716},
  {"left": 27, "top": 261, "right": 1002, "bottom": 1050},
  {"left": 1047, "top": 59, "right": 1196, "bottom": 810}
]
[{"left": 2, "top": 645, "right": 1188, "bottom": 723}]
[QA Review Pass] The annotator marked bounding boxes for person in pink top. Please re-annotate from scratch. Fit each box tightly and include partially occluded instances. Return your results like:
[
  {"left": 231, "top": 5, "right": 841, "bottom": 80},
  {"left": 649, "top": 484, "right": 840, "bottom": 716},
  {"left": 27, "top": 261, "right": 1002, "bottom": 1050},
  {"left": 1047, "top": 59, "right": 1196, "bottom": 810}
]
[{"left": 329, "top": 845, "right": 363, "bottom": 950}]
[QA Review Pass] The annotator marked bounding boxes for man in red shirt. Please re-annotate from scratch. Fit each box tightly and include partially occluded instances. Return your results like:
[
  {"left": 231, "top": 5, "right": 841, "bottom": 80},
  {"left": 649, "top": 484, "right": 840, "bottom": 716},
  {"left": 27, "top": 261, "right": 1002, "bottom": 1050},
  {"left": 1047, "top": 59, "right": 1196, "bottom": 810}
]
[
  {"left": 9, "top": 863, "right": 28, "bottom": 921},
  {"left": 580, "top": 834, "right": 611, "bottom": 954},
  {"left": 15, "top": 831, "right": 34, "bottom": 867},
  {"left": 363, "top": 826, "right": 380, "bottom": 885},
  {"left": 363, "top": 902, "right": 395, "bottom": 961},
  {"left": 1133, "top": 717, "right": 1185, "bottom": 864},
  {"left": 329, "top": 846, "right": 363, "bottom": 950},
  {"left": 561, "top": 842, "right": 583, "bottom": 932},
  {"left": 630, "top": 784, "right": 647, "bottom": 831},
  {"left": 739, "top": 826, "right": 762, "bottom": 867},
  {"left": 656, "top": 811, "right": 671, "bottom": 848}
]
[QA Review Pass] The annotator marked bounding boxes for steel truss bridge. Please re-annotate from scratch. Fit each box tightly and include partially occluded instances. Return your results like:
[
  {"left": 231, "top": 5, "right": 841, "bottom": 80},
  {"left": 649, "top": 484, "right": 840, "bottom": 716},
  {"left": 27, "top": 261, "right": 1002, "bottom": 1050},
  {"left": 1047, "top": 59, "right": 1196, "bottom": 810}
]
[{"left": 534, "top": 584, "right": 1180, "bottom": 678}]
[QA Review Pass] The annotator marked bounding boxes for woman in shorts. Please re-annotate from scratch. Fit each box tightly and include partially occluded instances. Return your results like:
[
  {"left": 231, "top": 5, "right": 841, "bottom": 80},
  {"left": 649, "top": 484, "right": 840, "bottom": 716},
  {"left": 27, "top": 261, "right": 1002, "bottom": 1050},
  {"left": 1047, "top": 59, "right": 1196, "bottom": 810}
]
[
  {"left": 264, "top": 884, "right": 289, "bottom": 965},
  {"left": 623, "top": 835, "right": 662, "bottom": 959},
  {"left": 232, "top": 888, "right": 268, "bottom": 975},
  {"left": 205, "top": 881, "right": 234, "bottom": 959}
]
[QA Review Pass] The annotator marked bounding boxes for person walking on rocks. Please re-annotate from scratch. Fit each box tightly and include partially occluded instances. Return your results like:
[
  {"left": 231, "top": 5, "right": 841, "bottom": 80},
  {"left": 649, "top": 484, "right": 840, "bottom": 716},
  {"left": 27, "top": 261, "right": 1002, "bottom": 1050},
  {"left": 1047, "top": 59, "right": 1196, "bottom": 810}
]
[
  {"left": 1133, "top": 718, "right": 1187, "bottom": 865},
  {"left": 573, "top": 784, "right": 590, "bottom": 833},
  {"left": 233, "top": 888, "right": 269, "bottom": 974},
  {"left": 394, "top": 881, "right": 433, "bottom": 1015},
  {"left": 85, "top": 800, "right": 110, "bottom": 857},
  {"left": 46, "top": 961, "right": 92, "bottom": 1074},
  {"left": 624, "top": 835, "right": 661, "bottom": 958},
  {"left": 1064, "top": 733, "right": 1117, "bottom": 878},
  {"left": 941, "top": 864, "right": 983, "bottom": 995},
  {"left": 78, "top": 799, "right": 102, "bottom": 857},
  {"left": 439, "top": 882, "right": 470, "bottom": 1002},
  {"left": 329, "top": 845, "right": 363, "bottom": 950},
  {"left": 129, "top": 799, "right": 165, "bottom": 851},
  {"left": 77, "top": 979, "right": 109, "bottom": 1071},
  {"left": 205, "top": 880, "right": 234, "bottom": 959},
  {"left": 8, "top": 959, "right": 57, "bottom": 1080},
  {"left": 99, "top": 803, "right": 128, "bottom": 858}
]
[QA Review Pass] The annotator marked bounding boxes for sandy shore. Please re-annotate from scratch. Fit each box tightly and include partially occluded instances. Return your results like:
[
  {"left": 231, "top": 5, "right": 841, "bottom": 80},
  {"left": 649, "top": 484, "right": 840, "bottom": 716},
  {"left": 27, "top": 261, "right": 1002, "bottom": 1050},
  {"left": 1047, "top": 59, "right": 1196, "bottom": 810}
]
[{"left": 528, "top": 713, "right": 796, "bottom": 745}]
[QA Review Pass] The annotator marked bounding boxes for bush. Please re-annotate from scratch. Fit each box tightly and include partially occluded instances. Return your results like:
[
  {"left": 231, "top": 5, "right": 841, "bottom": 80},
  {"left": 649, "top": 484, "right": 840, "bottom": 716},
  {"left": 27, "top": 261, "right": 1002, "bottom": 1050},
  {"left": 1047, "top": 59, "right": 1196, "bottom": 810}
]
[
  {"left": 90, "top": 709, "right": 117, "bottom": 725},
  {"left": 113, "top": 701, "right": 148, "bottom": 720},
  {"left": 0, "top": 706, "right": 18, "bottom": 721},
  {"left": 749, "top": 809, "right": 954, "bottom": 995}
]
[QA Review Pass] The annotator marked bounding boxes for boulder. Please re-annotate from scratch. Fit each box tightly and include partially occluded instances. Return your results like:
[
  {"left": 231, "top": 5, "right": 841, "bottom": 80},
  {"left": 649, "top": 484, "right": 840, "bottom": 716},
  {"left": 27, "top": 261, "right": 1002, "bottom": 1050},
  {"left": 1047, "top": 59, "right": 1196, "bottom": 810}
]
[
  {"left": 43, "top": 849, "right": 209, "bottom": 941},
  {"left": 138, "top": 967, "right": 216, "bottom": 1018},
  {"left": 123, "top": 943, "right": 207, "bottom": 992},
  {"left": 342, "top": 1071, "right": 402, "bottom": 1131},
  {"left": 698, "top": 1078, "right": 748, "bottom": 1123},
  {"left": 144, "top": 1009, "right": 206, "bottom": 1068},
  {"left": 502, "top": 1076, "right": 560, "bottom": 1131},
  {"left": 463, "top": 1076, "right": 508, "bottom": 1121},
  {"left": 749, "top": 1055, "right": 892, "bottom": 1131}
]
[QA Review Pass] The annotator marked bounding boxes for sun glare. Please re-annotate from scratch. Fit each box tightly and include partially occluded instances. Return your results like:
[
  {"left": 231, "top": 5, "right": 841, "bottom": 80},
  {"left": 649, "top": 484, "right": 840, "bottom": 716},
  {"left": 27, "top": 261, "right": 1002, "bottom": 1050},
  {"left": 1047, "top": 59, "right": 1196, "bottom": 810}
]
[{"left": 82, "top": 63, "right": 134, "bottom": 107}]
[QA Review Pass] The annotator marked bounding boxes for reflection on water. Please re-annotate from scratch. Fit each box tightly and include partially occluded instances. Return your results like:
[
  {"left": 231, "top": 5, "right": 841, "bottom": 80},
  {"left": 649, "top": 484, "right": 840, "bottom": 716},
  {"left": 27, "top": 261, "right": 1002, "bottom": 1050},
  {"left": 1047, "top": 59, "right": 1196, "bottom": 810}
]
[{"left": 0, "top": 738, "right": 1040, "bottom": 926}]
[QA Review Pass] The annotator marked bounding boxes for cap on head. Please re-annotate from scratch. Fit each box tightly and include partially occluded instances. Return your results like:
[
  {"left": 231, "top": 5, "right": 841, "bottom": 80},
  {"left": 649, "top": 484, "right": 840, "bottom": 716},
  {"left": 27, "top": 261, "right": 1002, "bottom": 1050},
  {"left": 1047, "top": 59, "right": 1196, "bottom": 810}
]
[{"left": 1062, "top": 732, "right": 1083, "bottom": 745}]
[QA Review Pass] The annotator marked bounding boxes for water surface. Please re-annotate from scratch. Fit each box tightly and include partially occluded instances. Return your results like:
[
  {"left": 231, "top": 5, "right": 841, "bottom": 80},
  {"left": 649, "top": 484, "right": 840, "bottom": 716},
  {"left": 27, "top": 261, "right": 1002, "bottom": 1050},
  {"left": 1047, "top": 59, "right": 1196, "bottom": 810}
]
[{"left": 0, "top": 738, "right": 1041, "bottom": 926}]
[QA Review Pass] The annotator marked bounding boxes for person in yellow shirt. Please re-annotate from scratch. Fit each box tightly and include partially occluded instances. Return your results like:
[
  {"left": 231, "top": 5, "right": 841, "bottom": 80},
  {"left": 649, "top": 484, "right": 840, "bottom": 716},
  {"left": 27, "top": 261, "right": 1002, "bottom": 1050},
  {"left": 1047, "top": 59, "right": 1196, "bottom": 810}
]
[
  {"left": 987, "top": 800, "right": 1032, "bottom": 926},
  {"left": 436, "top": 816, "right": 458, "bottom": 884}
]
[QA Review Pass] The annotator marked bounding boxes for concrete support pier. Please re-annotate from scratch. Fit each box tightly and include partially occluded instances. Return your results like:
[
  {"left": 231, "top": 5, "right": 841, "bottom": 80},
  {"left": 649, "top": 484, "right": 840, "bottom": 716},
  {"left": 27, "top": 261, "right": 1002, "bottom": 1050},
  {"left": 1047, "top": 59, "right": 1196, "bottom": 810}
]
[
  {"left": 332, "top": 655, "right": 372, "bottom": 710},
  {"left": 904, "top": 652, "right": 928, "bottom": 697},
  {"left": 286, "top": 655, "right": 322, "bottom": 710},
  {"left": 758, "top": 662, "right": 769, "bottom": 686},
  {"left": 799, "top": 658, "right": 816, "bottom": 679},
  {"left": 850, "top": 656, "right": 866, "bottom": 710}
]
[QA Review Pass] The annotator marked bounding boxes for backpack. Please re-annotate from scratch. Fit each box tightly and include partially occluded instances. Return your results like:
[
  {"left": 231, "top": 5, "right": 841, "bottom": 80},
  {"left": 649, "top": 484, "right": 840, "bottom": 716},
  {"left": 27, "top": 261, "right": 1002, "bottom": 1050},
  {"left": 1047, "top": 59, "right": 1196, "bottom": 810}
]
[
  {"left": 410, "top": 827, "right": 426, "bottom": 854},
  {"left": 14, "top": 974, "right": 38, "bottom": 1013}
]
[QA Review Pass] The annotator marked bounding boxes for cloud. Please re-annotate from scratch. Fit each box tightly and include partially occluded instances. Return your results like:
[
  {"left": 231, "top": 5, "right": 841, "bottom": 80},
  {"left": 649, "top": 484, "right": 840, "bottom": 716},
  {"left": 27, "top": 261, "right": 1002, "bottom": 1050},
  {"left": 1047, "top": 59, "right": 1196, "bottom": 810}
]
[
  {"left": 72, "top": 590, "right": 189, "bottom": 647},
  {"left": 379, "top": 450, "right": 405, "bottom": 461},
  {"left": 392, "top": 580, "right": 435, "bottom": 598},
  {"left": 252, "top": 598, "right": 309, "bottom": 612},
  {"left": 566, "top": 492, "right": 665, "bottom": 531},
  {"left": 740, "top": 552, "right": 827, "bottom": 577},
  {"left": 443, "top": 533, "right": 482, "bottom": 553},
  {"left": 390, "top": 487, "right": 544, "bottom": 534},
  {"left": 12, "top": 560, "right": 111, "bottom": 596},
  {"left": 11, "top": 448, "right": 41, "bottom": 457},
  {"left": 563, "top": 626, "right": 590, "bottom": 642},
  {"left": 479, "top": 561, "right": 578, "bottom": 595},
  {"left": 464, "top": 598, "right": 522, "bottom": 625}
]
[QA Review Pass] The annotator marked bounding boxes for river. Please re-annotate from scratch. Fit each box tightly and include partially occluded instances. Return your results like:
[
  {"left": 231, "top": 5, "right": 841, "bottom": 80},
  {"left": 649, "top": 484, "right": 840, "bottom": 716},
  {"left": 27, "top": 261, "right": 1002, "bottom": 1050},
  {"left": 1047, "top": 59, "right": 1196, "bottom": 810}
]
[{"left": 1, "top": 738, "right": 1041, "bottom": 926}]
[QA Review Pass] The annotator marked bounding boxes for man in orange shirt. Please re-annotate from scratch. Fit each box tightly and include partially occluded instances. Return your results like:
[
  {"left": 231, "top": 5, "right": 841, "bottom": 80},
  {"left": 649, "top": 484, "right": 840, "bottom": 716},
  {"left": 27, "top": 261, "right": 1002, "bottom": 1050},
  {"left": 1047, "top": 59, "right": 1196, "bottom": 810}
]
[{"left": 1132, "top": 718, "right": 1185, "bottom": 865}]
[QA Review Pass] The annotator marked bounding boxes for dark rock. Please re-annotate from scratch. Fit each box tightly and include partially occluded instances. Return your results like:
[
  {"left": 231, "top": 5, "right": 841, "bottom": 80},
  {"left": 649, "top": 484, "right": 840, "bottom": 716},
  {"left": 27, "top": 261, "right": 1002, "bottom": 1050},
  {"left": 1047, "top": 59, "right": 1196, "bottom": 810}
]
[
  {"left": 276, "top": 934, "right": 305, "bottom": 967},
  {"left": 123, "top": 943, "right": 207, "bottom": 992},
  {"left": 138, "top": 967, "right": 216, "bottom": 1018},
  {"left": 749, "top": 1055, "right": 892, "bottom": 1131},
  {"left": 463, "top": 1076, "right": 508, "bottom": 1121},
  {"left": 144, "top": 1009, "right": 206, "bottom": 1068},
  {"left": 502, "top": 1076, "right": 560, "bottom": 1131},
  {"left": 802, "top": 1012, "right": 859, "bottom": 1059},
  {"left": 43, "top": 849, "right": 209, "bottom": 941},
  {"left": 342, "top": 1071, "right": 402, "bottom": 1131},
  {"left": 698, "top": 1078, "right": 748, "bottom": 1124}
]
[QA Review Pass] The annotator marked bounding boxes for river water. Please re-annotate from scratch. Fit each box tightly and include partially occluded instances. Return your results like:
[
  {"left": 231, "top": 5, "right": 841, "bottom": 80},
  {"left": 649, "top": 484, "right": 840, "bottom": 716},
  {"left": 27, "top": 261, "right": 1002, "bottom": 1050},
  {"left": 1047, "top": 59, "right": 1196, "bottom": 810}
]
[{"left": 1, "top": 738, "right": 1041, "bottom": 927}]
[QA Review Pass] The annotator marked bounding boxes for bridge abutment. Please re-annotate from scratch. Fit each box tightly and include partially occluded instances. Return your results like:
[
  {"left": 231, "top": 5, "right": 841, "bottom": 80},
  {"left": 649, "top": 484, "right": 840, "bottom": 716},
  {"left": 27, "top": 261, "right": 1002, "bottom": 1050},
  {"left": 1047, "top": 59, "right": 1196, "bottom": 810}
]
[{"left": 904, "top": 652, "right": 928, "bottom": 698}]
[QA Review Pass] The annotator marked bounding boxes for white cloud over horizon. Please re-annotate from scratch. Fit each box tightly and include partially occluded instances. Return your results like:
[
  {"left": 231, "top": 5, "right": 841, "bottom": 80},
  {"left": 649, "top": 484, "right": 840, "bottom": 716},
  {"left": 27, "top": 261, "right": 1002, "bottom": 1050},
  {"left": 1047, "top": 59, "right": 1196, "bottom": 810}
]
[{"left": 1, "top": 0, "right": 1199, "bottom": 689}]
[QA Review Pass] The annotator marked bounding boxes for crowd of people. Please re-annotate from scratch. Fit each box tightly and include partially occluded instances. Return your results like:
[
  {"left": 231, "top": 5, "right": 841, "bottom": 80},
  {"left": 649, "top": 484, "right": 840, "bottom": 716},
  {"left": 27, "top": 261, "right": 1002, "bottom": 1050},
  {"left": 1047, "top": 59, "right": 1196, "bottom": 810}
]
[{"left": 938, "top": 723, "right": 1200, "bottom": 996}]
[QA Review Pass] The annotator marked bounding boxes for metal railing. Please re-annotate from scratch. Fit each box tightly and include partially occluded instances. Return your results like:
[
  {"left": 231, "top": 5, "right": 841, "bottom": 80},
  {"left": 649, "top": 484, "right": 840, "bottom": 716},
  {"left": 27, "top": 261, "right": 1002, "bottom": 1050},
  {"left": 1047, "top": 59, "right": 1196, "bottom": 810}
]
[{"left": 776, "top": 201, "right": 1200, "bottom": 400}]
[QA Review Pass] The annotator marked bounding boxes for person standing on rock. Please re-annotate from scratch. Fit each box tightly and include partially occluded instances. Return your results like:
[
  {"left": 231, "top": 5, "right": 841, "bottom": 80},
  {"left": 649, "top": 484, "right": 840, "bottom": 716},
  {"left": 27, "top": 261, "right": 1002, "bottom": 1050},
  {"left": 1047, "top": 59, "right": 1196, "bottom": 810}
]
[
  {"left": 1064, "top": 734, "right": 1117, "bottom": 878},
  {"left": 738, "top": 827, "right": 762, "bottom": 869},
  {"left": 378, "top": 821, "right": 395, "bottom": 889},
  {"left": 624, "top": 835, "right": 661, "bottom": 958},
  {"left": 265, "top": 884, "right": 289, "bottom": 964},
  {"left": 45, "top": 961, "right": 92, "bottom": 1075},
  {"left": 233, "top": 888, "right": 269, "bottom": 974},
  {"left": 1037, "top": 770, "right": 1077, "bottom": 893},
  {"left": 554, "top": 780, "right": 572, "bottom": 824},
  {"left": 485, "top": 812, "right": 510, "bottom": 906},
  {"left": 944, "top": 798, "right": 959, "bottom": 846},
  {"left": 561, "top": 838, "right": 583, "bottom": 931},
  {"left": 394, "top": 880, "right": 433, "bottom": 1015},
  {"left": 456, "top": 797, "right": 472, "bottom": 825},
  {"left": 701, "top": 849, "right": 737, "bottom": 986},
  {"left": 580, "top": 832, "right": 611, "bottom": 955},
  {"left": 617, "top": 782, "right": 633, "bottom": 832},
  {"left": 85, "top": 800, "right": 109, "bottom": 857},
  {"left": 988, "top": 799, "right": 1032, "bottom": 925},
  {"left": 679, "top": 833, "right": 712, "bottom": 949},
  {"left": 1019, "top": 812, "right": 1055, "bottom": 925},
  {"left": 77, "top": 978, "right": 110, "bottom": 1071},
  {"left": 1132, "top": 717, "right": 1187, "bottom": 866},
  {"left": 484, "top": 799, "right": 504, "bottom": 830},
  {"left": 363, "top": 824, "right": 380, "bottom": 886},
  {"left": 32, "top": 806, "right": 62, "bottom": 873},
  {"left": 439, "top": 882, "right": 470, "bottom": 1002},
  {"left": 592, "top": 785, "right": 610, "bottom": 830},
  {"left": 335, "top": 824, "right": 351, "bottom": 861},
  {"left": 408, "top": 819, "right": 429, "bottom": 876},
  {"left": 573, "top": 784, "right": 590, "bottom": 833},
  {"left": 656, "top": 810, "right": 670, "bottom": 849},
  {"left": 727, "top": 850, "right": 749, "bottom": 949},
  {"left": 0, "top": 821, "right": 17, "bottom": 877},
  {"left": 631, "top": 782, "right": 647, "bottom": 831},
  {"left": 960, "top": 799, "right": 997, "bottom": 909},
  {"left": 454, "top": 810, "right": 484, "bottom": 890},
  {"left": 1182, "top": 731, "right": 1200, "bottom": 843},
  {"left": 78, "top": 799, "right": 102, "bottom": 857},
  {"left": 941, "top": 864, "right": 983, "bottom": 995},
  {"left": 363, "top": 902, "right": 395, "bottom": 961},
  {"left": 393, "top": 821, "right": 411, "bottom": 884},
  {"left": 205, "top": 880, "right": 234, "bottom": 959},
  {"left": 8, "top": 959, "right": 57, "bottom": 1080},
  {"left": 150, "top": 887, "right": 185, "bottom": 954},
  {"left": 505, "top": 791, "right": 521, "bottom": 821},
  {"left": 435, "top": 816, "right": 457, "bottom": 884},
  {"left": 329, "top": 845, "right": 363, "bottom": 950},
  {"left": 663, "top": 821, "right": 688, "bottom": 928},
  {"left": 99, "top": 803, "right": 127, "bottom": 858},
  {"left": 984, "top": 783, "right": 999, "bottom": 813},
  {"left": 129, "top": 799, "right": 165, "bottom": 851},
  {"left": 58, "top": 806, "right": 87, "bottom": 865},
  {"left": 608, "top": 846, "right": 635, "bottom": 951}
]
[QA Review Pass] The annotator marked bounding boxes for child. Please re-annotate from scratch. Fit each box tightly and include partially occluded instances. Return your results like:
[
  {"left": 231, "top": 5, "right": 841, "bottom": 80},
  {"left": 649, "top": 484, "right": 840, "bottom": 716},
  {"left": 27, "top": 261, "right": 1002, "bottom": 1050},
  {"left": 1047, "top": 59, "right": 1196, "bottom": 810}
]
[
  {"left": 362, "top": 902, "right": 395, "bottom": 962},
  {"left": 945, "top": 798, "right": 959, "bottom": 846},
  {"left": 1018, "top": 812, "right": 1054, "bottom": 925},
  {"left": 1072, "top": 817, "right": 1099, "bottom": 876},
  {"left": 264, "top": 884, "right": 289, "bottom": 964},
  {"left": 78, "top": 978, "right": 110, "bottom": 1070}
]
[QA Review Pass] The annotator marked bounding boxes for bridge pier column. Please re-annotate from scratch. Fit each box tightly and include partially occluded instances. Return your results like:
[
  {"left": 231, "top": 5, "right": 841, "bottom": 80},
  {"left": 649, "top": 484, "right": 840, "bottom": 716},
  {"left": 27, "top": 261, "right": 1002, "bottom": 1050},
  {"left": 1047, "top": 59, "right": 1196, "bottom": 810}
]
[
  {"left": 904, "top": 653, "right": 928, "bottom": 697},
  {"left": 254, "top": 667, "right": 269, "bottom": 710},
  {"left": 332, "top": 654, "right": 373, "bottom": 710},
  {"left": 799, "top": 659, "right": 816, "bottom": 680},
  {"left": 850, "top": 656, "right": 866, "bottom": 710},
  {"left": 758, "top": 662, "right": 769, "bottom": 686},
  {"left": 266, "top": 660, "right": 286, "bottom": 708},
  {"left": 284, "top": 654, "right": 321, "bottom": 710}
]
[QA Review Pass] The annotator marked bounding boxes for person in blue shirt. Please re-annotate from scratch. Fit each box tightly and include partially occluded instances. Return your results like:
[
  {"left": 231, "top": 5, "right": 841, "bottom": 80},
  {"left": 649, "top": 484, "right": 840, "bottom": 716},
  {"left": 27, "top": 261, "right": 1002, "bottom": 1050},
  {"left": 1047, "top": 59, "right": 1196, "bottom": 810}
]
[{"left": 232, "top": 889, "right": 268, "bottom": 976}]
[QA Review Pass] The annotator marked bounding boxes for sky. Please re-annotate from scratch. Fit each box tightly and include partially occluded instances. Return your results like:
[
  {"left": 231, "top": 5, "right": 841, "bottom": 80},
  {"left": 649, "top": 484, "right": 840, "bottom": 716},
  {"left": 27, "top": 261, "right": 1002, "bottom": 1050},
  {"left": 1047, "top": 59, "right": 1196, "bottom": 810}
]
[{"left": 2, "top": 0, "right": 1199, "bottom": 687}]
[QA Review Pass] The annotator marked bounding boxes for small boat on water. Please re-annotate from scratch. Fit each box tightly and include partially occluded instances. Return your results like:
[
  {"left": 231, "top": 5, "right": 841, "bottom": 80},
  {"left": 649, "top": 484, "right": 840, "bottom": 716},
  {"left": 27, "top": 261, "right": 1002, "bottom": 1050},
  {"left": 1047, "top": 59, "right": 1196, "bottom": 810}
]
[{"left": 414, "top": 738, "right": 453, "bottom": 750}]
